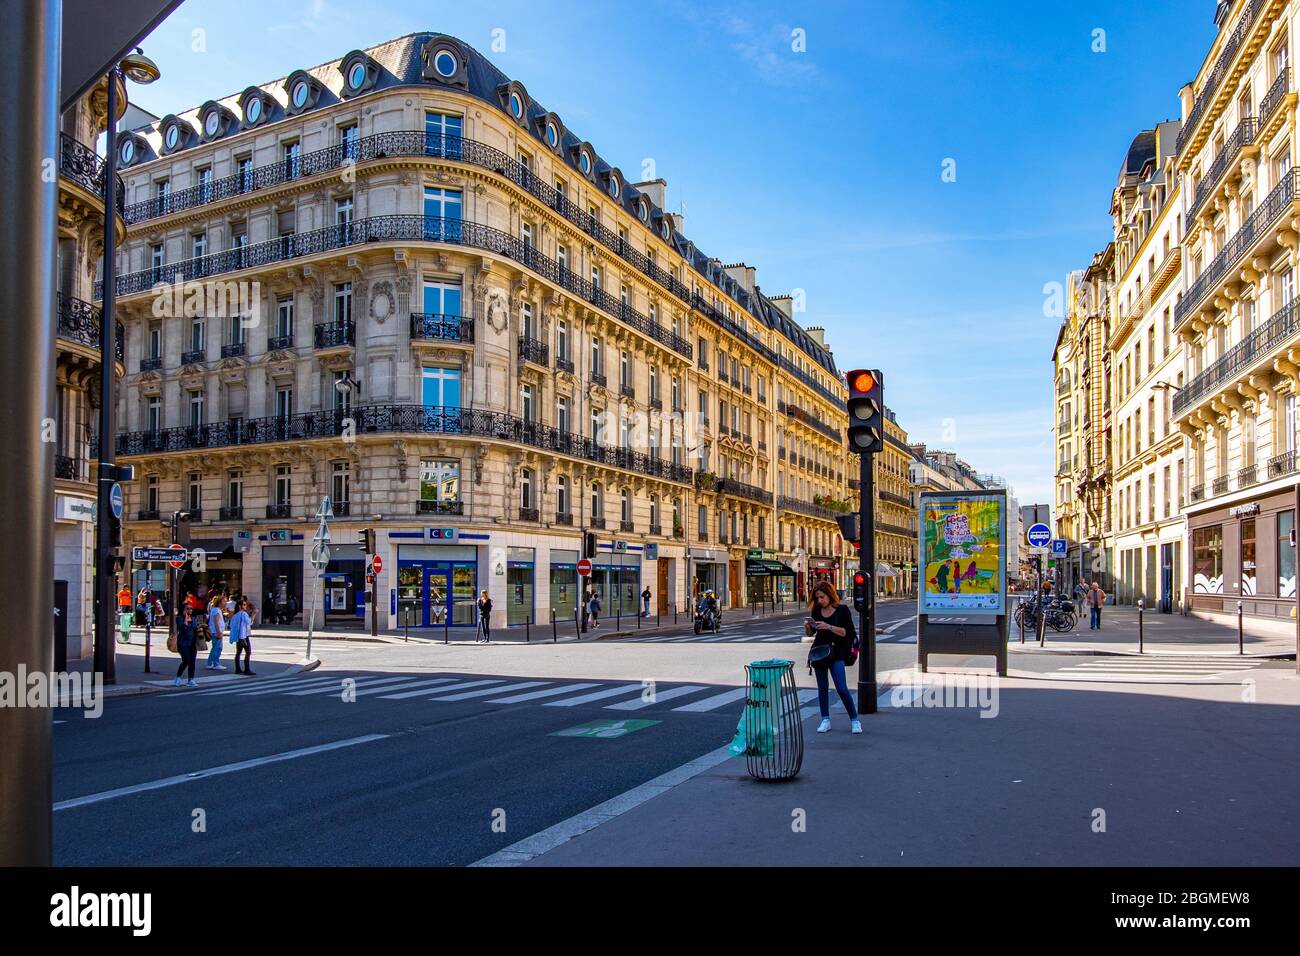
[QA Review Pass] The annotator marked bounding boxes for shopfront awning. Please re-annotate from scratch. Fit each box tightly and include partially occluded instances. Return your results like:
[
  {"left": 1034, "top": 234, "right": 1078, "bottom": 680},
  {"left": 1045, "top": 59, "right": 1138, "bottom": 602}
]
[
  {"left": 876, "top": 562, "right": 900, "bottom": 578},
  {"left": 746, "top": 558, "right": 796, "bottom": 576}
]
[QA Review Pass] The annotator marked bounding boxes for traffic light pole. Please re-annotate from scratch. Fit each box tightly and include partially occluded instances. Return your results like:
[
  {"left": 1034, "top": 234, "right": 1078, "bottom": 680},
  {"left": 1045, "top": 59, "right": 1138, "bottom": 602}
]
[{"left": 857, "top": 449, "right": 877, "bottom": 715}]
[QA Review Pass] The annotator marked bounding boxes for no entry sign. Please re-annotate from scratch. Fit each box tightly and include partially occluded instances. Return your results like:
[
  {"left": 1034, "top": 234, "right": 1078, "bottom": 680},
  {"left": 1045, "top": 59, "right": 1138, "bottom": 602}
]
[
  {"left": 167, "top": 544, "right": 188, "bottom": 569},
  {"left": 577, "top": 558, "right": 592, "bottom": 576}
]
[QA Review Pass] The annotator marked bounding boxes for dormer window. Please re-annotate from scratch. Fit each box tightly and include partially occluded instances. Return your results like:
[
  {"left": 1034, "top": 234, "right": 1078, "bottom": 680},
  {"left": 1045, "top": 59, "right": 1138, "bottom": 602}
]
[
  {"left": 638, "top": 197, "right": 649, "bottom": 222},
  {"left": 198, "top": 101, "right": 234, "bottom": 142},
  {"left": 240, "top": 87, "right": 273, "bottom": 128},
  {"left": 284, "top": 70, "right": 323, "bottom": 115},
  {"left": 291, "top": 80, "right": 309, "bottom": 108},
  {"left": 579, "top": 149, "right": 592, "bottom": 175},
  {"left": 158, "top": 115, "right": 191, "bottom": 155},
  {"left": 434, "top": 49, "right": 457, "bottom": 77},
  {"left": 509, "top": 91, "right": 524, "bottom": 118},
  {"left": 608, "top": 172, "right": 620, "bottom": 198},
  {"left": 340, "top": 51, "right": 379, "bottom": 97},
  {"left": 546, "top": 122, "right": 559, "bottom": 148}
]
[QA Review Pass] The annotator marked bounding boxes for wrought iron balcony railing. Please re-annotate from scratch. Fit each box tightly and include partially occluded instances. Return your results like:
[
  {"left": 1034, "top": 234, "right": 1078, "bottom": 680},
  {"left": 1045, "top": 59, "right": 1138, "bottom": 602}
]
[
  {"left": 619, "top": 383, "right": 635, "bottom": 400},
  {"left": 1212, "top": 476, "right": 1230, "bottom": 496},
  {"left": 266, "top": 503, "right": 293, "bottom": 519},
  {"left": 1268, "top": 450, "right": 1298, "bottom": 480},
  {"left": 1260, "top": 68, "right": 1290, "bottom": 130},
  {"left": 554, "top": 511, "right": 573, "bottom": 526},
  {"left": 219, "top": 505, "right": 243, "bottom": 520},
  {"left": 717, "top": 478, "right": 773, "bottom": 506},
  {"left": 59, "top": 133, "right": 124, "bottom": 215},
  {"left": 591, "top": 371, "right": 607, "bottom": 387},
  {"left": 267, "top": 334, "right": 294, "bottom": 351},
  {"left": 314, "top": 322, "right": 355, "bottom": 349},
  {"left": 117, "top": 404, "right": 695, "bottom": 485},
  {"left": 410, "top": 313, "right": 473, "bottom": 343},
  {"left": 1188, "top": 116, "right": 1255, "bottom": 221},
  {"left": 56, "top": 294, "right": 124, "bottom": 362},
  {"left": 518, "top": 507, "right": 540, "bottom": 522},
  {"left": 556, "top": 356, "right": 574, "bottom": 373},
  {"left": 1176, "top": 296, "right": 1299, "bottom": 415},
  {"left": 418, "top": 499, "right": 463, "bottom": 515},
  {"left": 181, "top": 349, "right": 205, "bottom": 365},
  {"left": 518, "top": 336, "right": 549, "bottom": 366},
  {"left": 619, "top": 519, "right": 634, "bottom": 532},
  {"left": 1176, "top": 0, "right": 1267, "bottom": 157},
  {"left": 590, "top": 515, "right": 607, "bottom": 529},
  {"left": 776, "top": 496, "right": 838, "bottom": 521},
  {"left": 55, "top": 455, "right": 90, "bottom": 482},
  {"left": 140, "top": 356, "right": 163, "bottom": 371},
  {"left": 222, "top": 342, "right": 246, "bottom": 358}
]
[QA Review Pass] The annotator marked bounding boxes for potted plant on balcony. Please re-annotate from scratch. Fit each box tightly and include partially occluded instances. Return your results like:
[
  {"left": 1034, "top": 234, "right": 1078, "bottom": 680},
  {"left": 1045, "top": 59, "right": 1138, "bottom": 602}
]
[{"left": 694, "top": 471, "right": 717, "bottom": 491}]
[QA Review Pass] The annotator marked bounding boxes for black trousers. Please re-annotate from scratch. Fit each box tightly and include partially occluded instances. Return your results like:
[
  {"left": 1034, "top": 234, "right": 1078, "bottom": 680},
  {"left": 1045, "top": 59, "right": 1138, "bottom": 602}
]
[
  {"left": 234, "top": 638, "right": 252, "bottom": 671},
  {"left": 175, "top": 643, "right": 197, "bottom": 679}
]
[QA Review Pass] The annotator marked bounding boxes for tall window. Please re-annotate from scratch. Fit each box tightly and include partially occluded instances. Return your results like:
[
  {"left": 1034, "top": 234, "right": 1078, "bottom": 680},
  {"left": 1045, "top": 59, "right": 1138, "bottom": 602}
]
[
  {"left": 147, "top": 397, "right": 161, "bottom": 433},
  {"left": 275, "top": 464, "right": 292, "bottom": 506},
  {"left": 1193, "top": 525, "right": 1223, "bottom": 594},
  {"left": 521, "top": 302, "right": 534, "bottom": 340},
  {"left": 620, "top": 351, "right": 631, "bottom": 388},
  {"left": 283, "top": 141, "right": 302, "bottom": 179},
  {"left": 423, "top": 187, "right": 463, "bottom": 240},
  {"left": 187, "top": 473, "right": 202, "bottom": 512},
  {"left": 590, "top": 338, "right": 603, "bottom": 376},
  {"left": 422, "top": 280, "right": 462, "bottom": 318},
  {"left": 556, "top": 475, "right": 569, "bottom": 517},
  {"left": 276, "top": 297, "right": 294, "bottom": 339},
  {"left": 557, "top": 319, "right": 569, "bottom": 361},
  {"left": 521, "top": 383, "right": 535, "bottom": 422},
  {"left": 590, "top": 483, "right": 603, "bottom": 521},
  {"left": 331, "top": 460, "right": 350, "bottom": 506},
  {"left": 1242, "top": 518, "right": 1257, "bottom": 596},
  {"left": 421, "top": 366, "right": 462, "bottom": 408},
  {"left": 226, "top": 470, "right": 243, "bottom": 509},
  {"left": 339, "top": 123, "right": 359, "bottom": 160},
  {"left": 276, "top": 387, "right": 292, "bottom": 420},
  {"left": 187, "top": 390, "right": 204, "bottom": 427},
  {"left": 335, "top": 196, "right": 354, "bottom": 242},
  {"left": 1279, "top": 511, "right": 1296, "bottom": 598},
  {"left": 557, "top": 396, "right": 570, "bottom": 434},
  {"left": 520, "top": 469, "right": 534, "bottom": 511},
  {"left": 419, "top": 458, "right": 460, "bottom": 508},
  {"left": 650, "top": 495, "right": 659, "bottom": 529},
  {"left": 334, "top": 282, "right": 352, "bottom": 327},
  {"left": 424, "top": 111, "right": 463, "bottom": 157},
  {"left": 620, "top": 488, "right": 631, "bottom": 523}
]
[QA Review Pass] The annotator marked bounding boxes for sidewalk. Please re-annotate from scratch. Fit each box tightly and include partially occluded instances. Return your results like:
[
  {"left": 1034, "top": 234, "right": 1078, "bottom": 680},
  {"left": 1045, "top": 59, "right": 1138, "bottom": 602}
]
[
  {"left": 495, "top": 664, "right": 1300, "bottom": 867},
  {"left": 1008, "top": 604, "right": 1297, "bottom": 658},
  {"left": 69, "top": 636, "right": 319, "bottom": 699}
]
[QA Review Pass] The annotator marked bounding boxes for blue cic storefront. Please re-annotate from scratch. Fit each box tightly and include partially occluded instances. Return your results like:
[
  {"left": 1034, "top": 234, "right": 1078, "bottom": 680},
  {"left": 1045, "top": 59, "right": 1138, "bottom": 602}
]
[{"left": 393, "top": 528, "right": 484, "bottom": 628}]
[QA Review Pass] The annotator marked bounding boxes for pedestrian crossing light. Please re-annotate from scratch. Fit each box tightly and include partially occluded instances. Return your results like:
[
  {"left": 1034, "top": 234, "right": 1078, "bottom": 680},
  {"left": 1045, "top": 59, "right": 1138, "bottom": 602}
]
[
  {"left": 846, "top": 368, "right": 884, "bottom": 455},
  {"left": 852, "top": 571, "right": 867, "bottom": 613}
]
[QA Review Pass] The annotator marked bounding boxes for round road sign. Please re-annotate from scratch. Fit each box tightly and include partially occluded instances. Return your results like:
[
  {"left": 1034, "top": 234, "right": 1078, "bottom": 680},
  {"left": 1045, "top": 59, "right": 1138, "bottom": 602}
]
[
  {"left": 1026, "top": 523, "right": 1052, "bottom": 548},
  {"left": 167, "top": 543, "right": 188, "bottom": 569},
  {"left": 371, "top": 554, "right": 383, "bottom": 574},
  {"left": 109, "top": 483, "right": 123, "bottom": 520},
  {"left": 577, "top": 558, "right": 592, "bottom": 576}
]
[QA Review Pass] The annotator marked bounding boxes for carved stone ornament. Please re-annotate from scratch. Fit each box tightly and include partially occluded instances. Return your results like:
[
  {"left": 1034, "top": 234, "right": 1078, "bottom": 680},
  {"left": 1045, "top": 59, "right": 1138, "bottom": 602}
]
[
  {"left": 371, "top": 280, "right": 395, "bottom": 324},
  {"left": 486, "top": 288, "right": 510, "bottom": 335}
]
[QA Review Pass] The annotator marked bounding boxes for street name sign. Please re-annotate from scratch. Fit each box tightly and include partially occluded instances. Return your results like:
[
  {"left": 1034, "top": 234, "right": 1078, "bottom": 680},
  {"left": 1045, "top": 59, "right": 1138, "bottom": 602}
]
[{"left": 132, "top": 546, "right": 179, "bottom": 563}]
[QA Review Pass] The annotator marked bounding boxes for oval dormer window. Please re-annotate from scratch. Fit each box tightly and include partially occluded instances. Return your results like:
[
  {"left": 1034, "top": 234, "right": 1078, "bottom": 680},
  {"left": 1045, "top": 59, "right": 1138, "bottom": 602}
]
[
  {"left": 245, "top": 97, "right": 262, "bottom": 124},
  {"left": 120, "top": 138, "right": 135, "bottom": 165},
  {"left": 661, "top": 220, "right": 671, "bottom": 241},
  {"left": 579, "top": 151, "right": 591, "bottom": 175},
  {"left": 348, "top": 61, "right": 367, "bottom": 90},
  {"left": 608, "top": 175, "right": 620, "bottom": 199},
  {"left": 292, "top": 79, "right": 310, "bottom": 108},
  {"left": 204, "top": 111, "right": 221, "bottom": 137},
  {"left": 546, "top": 122, "right": 559, "bottom": 148},
  {"left": 638, "top": 198, "right": 649, "bottom": 222},
  {"left": 434, "top": 50, "right": 457, "bottom": 77},
  {"left": 164, "top": 124, "right": 180, "bottom": 150},
  {"left": 509, "top": 91, "right": 524, "bottom": 119}
]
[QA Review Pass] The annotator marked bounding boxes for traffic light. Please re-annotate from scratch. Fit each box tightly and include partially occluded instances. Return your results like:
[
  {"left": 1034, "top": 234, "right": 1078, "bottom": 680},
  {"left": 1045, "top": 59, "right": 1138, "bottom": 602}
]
[
  {"left": 361, "top": 527, "right": 375, "bottom": 554},
  {"left": 102, "top": 553, "right": 125, "bottom": 576},
  {"left": 583, "top": 531, "right": 597, "bottom": 559},
  {"left": 835, "top": 513, "right": 860, "bottom": 548},
  {"left": 846, "top": 369, "right": 884, "bottom": 455},
  {"left": 852, "top": 571, "right": 867, "bottom": 613},
  {"left": 172, "top": 510, "right": 193, "bottom": 546}
]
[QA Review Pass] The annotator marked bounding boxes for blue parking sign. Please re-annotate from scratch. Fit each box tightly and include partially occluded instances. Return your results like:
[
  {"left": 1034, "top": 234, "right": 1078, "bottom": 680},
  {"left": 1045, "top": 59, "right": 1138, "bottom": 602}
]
[{"left": 1051, "top": 539, "right": 1067, "bottom": 556}]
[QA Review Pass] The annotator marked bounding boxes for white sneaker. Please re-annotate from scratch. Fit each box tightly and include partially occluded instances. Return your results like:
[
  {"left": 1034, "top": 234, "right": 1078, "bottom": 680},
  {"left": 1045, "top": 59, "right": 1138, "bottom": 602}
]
[
  {"left": 186, "top": 679, "right": 198, "bottom": 688},
  {"left": 851, "top": 720, "right": 863, "bottom": 734},
  {"left": 214, "top": 664, "right": 228, "bottom": 671},
  {"left": 173, "top": 677, "right": 182, "bottom": 686},
  {"left": 816, "top": 718, "right": 831, "bottom": 733}
]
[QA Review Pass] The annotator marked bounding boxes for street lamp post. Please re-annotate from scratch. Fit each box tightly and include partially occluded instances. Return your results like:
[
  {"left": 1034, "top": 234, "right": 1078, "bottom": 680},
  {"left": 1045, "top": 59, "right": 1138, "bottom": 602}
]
[{"left": 92, "top": 49, "right": 159, "bottom": 685}]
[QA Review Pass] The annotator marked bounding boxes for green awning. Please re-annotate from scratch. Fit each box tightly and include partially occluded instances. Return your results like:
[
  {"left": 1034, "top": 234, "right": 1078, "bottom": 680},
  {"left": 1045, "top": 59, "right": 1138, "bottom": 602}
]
[{"left": 746, "top": 558, "right": 795, "bottom": 576}]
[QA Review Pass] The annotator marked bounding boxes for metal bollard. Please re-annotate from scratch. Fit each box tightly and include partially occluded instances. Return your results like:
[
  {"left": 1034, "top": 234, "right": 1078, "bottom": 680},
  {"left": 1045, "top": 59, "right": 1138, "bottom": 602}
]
[
  {"left": 526, "top": 615, "right": 531, "bottom": 643},
  {"left": 552, "top": 608, "right": 557, "bottom": 643},
  {"left": 1019, "top": 596, "right": 1025, "bottom": 644},
  {"left": 637, "top": 606, "right": 641, "bottom": 629},
  {"left": 1238, "top": 600, "right": 1244, "bottom": 655},
  {"left": 1138, "top": 598, "right": 1144, "bottom": 654},
  {"left": 616, "top": 602, "right": 621, "bottom": 631},
  {"left": 444, "top": 614, "right": 449, "bottom": 645},
  {"left": 673, "top": 603, "right": 678, "bottom": 625}
]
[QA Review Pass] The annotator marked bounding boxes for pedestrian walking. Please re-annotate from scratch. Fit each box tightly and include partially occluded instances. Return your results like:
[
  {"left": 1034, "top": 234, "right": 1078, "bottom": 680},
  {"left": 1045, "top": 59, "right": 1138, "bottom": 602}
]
[
  {"left": 231, "top": 598, "right": 255, "bottom": 675},
  {"left": 173, "top": 606, "right": 200, "bottom": 687},
  {"left": 641, "top": 586, "right": 652, "bottom": 618},
  {"left": 1088, "top": 582, "right": 1106, "bottom": 630},
  {"left": 581, "top": 588, "right": 591, "bottom": 629},
  {"left": 588, "top": 590, "right": 601, "bottom": 629},
  {"left": 205, "top": 594, "right": 228, "bottom": 670},
  {"left": 476, "top": 590, "right": 493, "bottom": 643},
  {"left": 804, "top": 580, "right": 861, "bottom": 734}
]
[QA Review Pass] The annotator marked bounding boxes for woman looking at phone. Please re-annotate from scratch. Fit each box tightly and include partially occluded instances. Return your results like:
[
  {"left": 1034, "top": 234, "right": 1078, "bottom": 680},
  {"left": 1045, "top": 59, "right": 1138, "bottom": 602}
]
[{"left": 804, "top": 580, "right": 861, "bottom": 734}]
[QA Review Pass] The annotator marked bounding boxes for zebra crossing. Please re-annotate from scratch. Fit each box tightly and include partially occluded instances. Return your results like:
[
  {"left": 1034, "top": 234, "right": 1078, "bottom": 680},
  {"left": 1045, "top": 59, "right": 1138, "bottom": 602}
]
[
  {"left": 1044, "top": 655, "right": 1262, "bottom": 683},
  {"left": 160, "top": 670, "right": 765, "bottom": 715}
]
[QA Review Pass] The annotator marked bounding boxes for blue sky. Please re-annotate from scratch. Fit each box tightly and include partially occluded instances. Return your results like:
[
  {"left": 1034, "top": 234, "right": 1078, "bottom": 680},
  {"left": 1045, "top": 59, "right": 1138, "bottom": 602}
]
[{"left": 131, "top": 0, "right": 1220, "bottom": 504}]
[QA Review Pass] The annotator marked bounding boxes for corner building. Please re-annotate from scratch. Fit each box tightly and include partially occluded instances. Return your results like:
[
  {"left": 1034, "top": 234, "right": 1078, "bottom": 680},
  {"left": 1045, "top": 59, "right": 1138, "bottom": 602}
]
[{"left": 107, "top": 33, "right": 850, "bottom": 631}]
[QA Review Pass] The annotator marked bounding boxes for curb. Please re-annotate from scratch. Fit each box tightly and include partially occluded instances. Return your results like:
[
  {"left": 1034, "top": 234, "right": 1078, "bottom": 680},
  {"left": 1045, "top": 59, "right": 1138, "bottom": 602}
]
[
  {"left": 1008, "top": 644, "right": 1295, "bottom": 660},
  {"left": 101, "top": 656, "right": 323, "bottom": 699}
]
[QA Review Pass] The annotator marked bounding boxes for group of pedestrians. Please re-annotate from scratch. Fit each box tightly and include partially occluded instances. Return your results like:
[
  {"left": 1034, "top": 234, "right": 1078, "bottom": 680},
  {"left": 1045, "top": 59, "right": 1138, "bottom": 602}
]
[{"left": 172, "top": 587, "right": 258, "bottom": 687}]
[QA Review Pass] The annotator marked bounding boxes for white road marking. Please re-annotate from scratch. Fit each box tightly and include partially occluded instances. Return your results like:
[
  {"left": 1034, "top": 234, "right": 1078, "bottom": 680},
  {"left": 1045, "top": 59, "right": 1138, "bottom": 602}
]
[
  {"left": 671, "top": 687, "right": 750, "bottom": 712},
  {"left": 487, "top": 683, "right": 602, "bottom": 703},
  {"left": 183, "top": 674, "right": 345, "bottom": 697},
  {"left": 543, "top": 683, "right": 649, "bottom": 707},
  {"left": 378, "top": 678, "right": 505, "bottom": 700},
  {"left": 53, "top": 735, "right": 389, "bottom": 812},
  {"left": 285, "top": 675, "right": 420, "bottom": 697},
  {"left": 605, "top": 685, "right": 706, "bottom": 710},
  {"left": 177, "top": 673, "right": 326, "bottom": 696},
  {"left": 884, "top": 615, "right": 917, "bottom": 634},
  {"left": 351, "top": 677, "right": 458, "bottom": 697},
  {"left": 430, "top": 681, "right": 551, "bottom": 701}
]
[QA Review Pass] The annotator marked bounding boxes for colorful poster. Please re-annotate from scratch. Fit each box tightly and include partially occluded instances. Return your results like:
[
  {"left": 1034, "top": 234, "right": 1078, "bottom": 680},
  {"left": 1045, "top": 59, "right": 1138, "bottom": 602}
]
[{"left": 918, "top": 493, "right": 1005, "bottom": 614}]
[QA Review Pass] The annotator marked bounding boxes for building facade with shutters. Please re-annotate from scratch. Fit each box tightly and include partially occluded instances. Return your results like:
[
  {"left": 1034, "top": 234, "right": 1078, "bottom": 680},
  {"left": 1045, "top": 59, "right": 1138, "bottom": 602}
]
[{"left": 105, "top": 32, "right": 852, "bottom": 630}]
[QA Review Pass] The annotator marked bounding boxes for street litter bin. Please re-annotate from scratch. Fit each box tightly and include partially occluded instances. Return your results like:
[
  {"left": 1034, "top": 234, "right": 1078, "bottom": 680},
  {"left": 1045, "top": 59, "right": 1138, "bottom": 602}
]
[
  {"left": 729, "top": 658, "right": 803, "bottom": 781},
  {"left": 117, "top": 611, "right": 133, "bottom": 644}
]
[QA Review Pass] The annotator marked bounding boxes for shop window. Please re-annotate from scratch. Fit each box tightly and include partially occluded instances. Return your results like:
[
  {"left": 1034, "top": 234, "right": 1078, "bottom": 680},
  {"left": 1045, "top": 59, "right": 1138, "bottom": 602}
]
[
  {"left": 1280, "top": 511, "right": 1296, "bottom": 598},
  {"left": 1192, "top": 525, "right": 1223, "bottom": 594}
]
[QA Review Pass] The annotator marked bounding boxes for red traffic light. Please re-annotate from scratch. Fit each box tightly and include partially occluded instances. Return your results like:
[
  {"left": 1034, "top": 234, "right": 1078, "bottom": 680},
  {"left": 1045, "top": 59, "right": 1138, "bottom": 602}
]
[
  {"left": 853, "top": 572, "right": 866, "bottom": 585},
  {"left": 850, "top": 370, "right": 876, "bottom": 393}
]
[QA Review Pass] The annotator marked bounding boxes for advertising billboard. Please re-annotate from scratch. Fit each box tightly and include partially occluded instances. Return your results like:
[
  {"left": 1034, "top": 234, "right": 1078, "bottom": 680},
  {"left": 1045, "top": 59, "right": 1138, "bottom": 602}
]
[{"left": 919, "top": 492, "right": 1006, "bottom": 615}]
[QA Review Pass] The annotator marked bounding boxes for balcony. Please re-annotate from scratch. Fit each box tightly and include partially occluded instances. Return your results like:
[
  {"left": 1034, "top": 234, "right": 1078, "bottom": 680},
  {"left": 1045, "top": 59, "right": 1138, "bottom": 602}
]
[
  {"left": 620, "top": 519, "right": 634, "bottom": 532},
  {"left": 717, "top": 478, "right": 773, "bottom": 506},
  {"left": 556, "top": 356, "right": 574, "bottom": 373},
  {"left": 1238, "top": 463, "right": 1259, "bottom": 489},
  {"left": 333, "top": 501, "right": 351, "bottom": 517},
  {"left": 1260, "top": 68, "right": 1291, "bottom": 133},
  {"left": 649, "top": 396, "right": 662, "bottom": 411},
  {"left": 1176, "top": 297, "right": 1300, "bottom": 416},
  {"left": 554, "top": 511, "right": 574, "bottom": 526},
  {"left": 518, "top": 507, "right": 540, "bottom": 522},
  {"left": 698, "top": 358, "right": 710, "bottom": 373},
  {"left": 265, "top": 503, "right": 293, "bottom": 519},
  {"left": 57, "top": 294, "right": 124, "bottom": 363},
  {"left": 649, "top": 524, "right": 662, "bottom": 536},
  {"left": 222, "top": 342, "right": 246, "bottom": 359},
  {"left": 219, "top": 506, "right": 244, "bottom": 520},
  {"left": 778, "top": 400, "right": 844, "bottom": 442},
  {"left": 59, "top": 133, "right": 124, "bottom": 215},
  {"left": 591, "top": 371, "right": 607, "bottom": 387},
  {"left": 1176, "top": 0, "right": 1269, "bottom": 158},
  {"left": 776, "top": 496, "right": 838, "bottom": 521},
  {"left": 268, "top": 334, "right": 294, "bottom": 351},
  {"left": 1176, "top": 168, "right": 1300, "bottom": 328},
  {"left": 137, "top": 509, "right": 160, "bottom": 521},
  {"left": 1212, "top": 476, "right": 1230, "bottom": 497},
  {"left": 180, "top": 349, "right": 205, "bottom": 365},
  {"left": 55, "top": 455, "right": 90, "bottom": 482},
  {"left": 1267, "top": 450, "right": 1298, "bottom": 480},
  {"left": 590, "top": 515, "right": 607, "bottom": 529},
  {"left": 518, "top": 336, "right": 549, "bottom": 366},
  {"left": 418, "top": 499, "right": 464, "bottom": 515},
  {"left": 1187, "top": 116, "right": 1255, "bottom": 222},
  {"left": 410, "top": 313, "right": 473, "bottom": 344},
  {"left": 314, "top": 322, "right": 355, "bottom": 350},
  {"left": 619, "top": 383, "right": 635, "bottom": 400},
  {"left": 880, "top": 489, "right": 912, "bottom": 507},
  {"left": 140, "top": 356, "right": 163, "bottom": 371}
]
